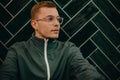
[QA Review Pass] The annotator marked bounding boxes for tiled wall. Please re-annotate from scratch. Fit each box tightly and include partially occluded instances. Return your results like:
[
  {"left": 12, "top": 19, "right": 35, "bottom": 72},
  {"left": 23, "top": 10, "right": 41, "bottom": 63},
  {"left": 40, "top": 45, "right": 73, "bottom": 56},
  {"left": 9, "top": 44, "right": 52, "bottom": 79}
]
[{"left": 0, "top": 0, "right": 120, "bottom": 80}]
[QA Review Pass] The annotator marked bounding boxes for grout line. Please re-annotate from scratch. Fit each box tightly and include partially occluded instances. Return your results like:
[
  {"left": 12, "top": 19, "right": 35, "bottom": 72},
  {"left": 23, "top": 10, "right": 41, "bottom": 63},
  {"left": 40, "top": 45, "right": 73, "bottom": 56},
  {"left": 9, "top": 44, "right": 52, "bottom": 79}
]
[
  {"left": 0, "top": 21, "right": 4, "bottom": 26},
  {"left": 90, "top": 39, "right": 120, "bottom": 72},
  {"left": 0, "top": 1, "right": 4, "bottom": 7},
  {"left": 62, "top": 0, "right": 92, "bottom": 28},
  {"left": 78, "top": 11, "right": 100, "bottom": 47},
  {"left": 62, "top": 0, "right": 72, "bottom": 9},
  {"left": 118, "top": 27, "right": 120, "bottom": 31},
  {"left": 4, "top": 8, "right": 13, "bottom": 17},
  {"left": 2, "top": 27, "right": 13, "bottom": 37},
  {"left": 107, "top": 0, "right": 120, "bottom": 14},
  {"left": 91, "top": 20, "right": 120, "bottom": 53},
  {"left": 117, "top": 45, "right": 120, "bottom": 49},
  {"left": 5, "top": 19, "right": 31, "bottom": 45},
  {"left": 71, "top": 0, "right": 92, "bottom": 19},
  {"left": 0, "top": 41, "right": 8, "bottom": 49},
  {"left": 89, "top": 56, "right": 111, "bottom": 80},
  {"left": 0, "top": 1, "right": 13, "bottom": 17},
  {"left": 117, "top": 76, "right": 120, "bottom": 80},
  {"left": 0, "top": 58, "right": 4, "bottom": 63},
  {"left": 79, "top": 29, "right": 99, "bottom": 48},
  {"left": 86, "top": 48, "right": 98, "bottom": 60},
  {"left": 5, "top": 0, "right": 13, "bottom": 8},
  {"left": 60, "top": 27, "right": 70, "bottom": 38},
  {"left": 92, "top": 1, "right": 120, "bottom": 33},
  {"left": 4, "top": 0, "right": 32, "bottom": 27},
  {"left": 53, "top": 0, "right": 71, "bottom": 19},
  {"left": 92, "top": 20, "right": 120, "bottom": 65},
  {"left": 0, "top": 22, "right": 14, "bottom": 37},
  {"left": 116, "top": 60, "right": 120, "bottom": 66},
  {"left": 67, "top": 11, "right": 100, "bottom": 42},
  {"left": 33, "top": 0, "right": 38, "bottom": 3}
]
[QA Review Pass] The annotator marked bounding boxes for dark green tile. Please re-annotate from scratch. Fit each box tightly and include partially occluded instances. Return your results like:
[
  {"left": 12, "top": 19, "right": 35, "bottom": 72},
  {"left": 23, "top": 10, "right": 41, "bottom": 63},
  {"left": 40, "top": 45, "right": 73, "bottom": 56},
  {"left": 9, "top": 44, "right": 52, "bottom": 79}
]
[
  {"left": 64, "top": 0, "right": 90, "bottom": 17},
  {"left": 93, "top": 13, "right": 120, "bottom": 47},
  {"left": 6, "top": 0, "right": 30, "bottom": 15},
  {"left": 81, "top": 40, "right": 97, "bottom": 58},
  {"left": 92, "top": 31, "right": 120, "bottom": 64},
  {"left": 63, "top": 2, "right": 98, "bottom": 36},
  {"left": 93, "top": 0, "right": 120, "bottom": 29},
  {"left": 0, "top": 0, "right": 10, "bottom": 6},
  {"left": 6, "top": 1, "right": 36, "bottom": 34},
  {"left": 118, "top": 46, "right": 120, "bottom": 51},
  {"left": 96, "top": 67, "right": 110, "bottom": 80},
  {"left": 57, "top": 29, "right": 69, "bottom": 42},
  {"left": 109, "top": 0, "right": 120, "bottom": 12},
  {"left": 0, "top": 58, "right": 3, "bottom": 65},
  {"left": 57, "top": 6, "right": 70, "bottom": 26},
  {"left": 91, "top": 49, "right": 120, "bottom": 80},
  {"left": 35, "top": 0, "right": 42, "bottom": 2},
  {"left": 0, "top": 5, "right": 12, "bottom": 25},
  {"left": 0, "top": 24, "right": 12, "bottom": 43},
  {"left": 55, "top": 0, "right": 71, "bottom": 7},
  {"left": 36, "top": 0, "right": 70, "bottom": 8},
  {"left": 0, "top": 42, "right": 7, "bottom": 61},
  {"left": 117, "top": 63, "right": 120, "bottom": 70},
  {"left": 69, "top": 22, "right": 98, "bottom": 47},
  {"left": 87, "top": 58, "right": 96, "bottom": 67},
  {"left": 6, "top": 23, "right": 34, "bottom": 47}
]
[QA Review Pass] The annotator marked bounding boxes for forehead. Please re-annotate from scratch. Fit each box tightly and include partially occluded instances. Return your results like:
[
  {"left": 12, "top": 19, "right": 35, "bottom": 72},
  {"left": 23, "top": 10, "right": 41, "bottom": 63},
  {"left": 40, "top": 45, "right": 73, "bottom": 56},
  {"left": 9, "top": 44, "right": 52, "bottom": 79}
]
[{"left": 38, "top": 7, "right": 59, "bottom": 17}]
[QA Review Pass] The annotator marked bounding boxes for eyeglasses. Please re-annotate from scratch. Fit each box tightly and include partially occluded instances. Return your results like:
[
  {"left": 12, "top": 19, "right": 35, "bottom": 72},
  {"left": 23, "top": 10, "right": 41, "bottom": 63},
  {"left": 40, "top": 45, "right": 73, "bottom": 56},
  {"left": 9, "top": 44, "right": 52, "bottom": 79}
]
[{"left": 35, "top": 16, "right": 64, "bottom": 24}]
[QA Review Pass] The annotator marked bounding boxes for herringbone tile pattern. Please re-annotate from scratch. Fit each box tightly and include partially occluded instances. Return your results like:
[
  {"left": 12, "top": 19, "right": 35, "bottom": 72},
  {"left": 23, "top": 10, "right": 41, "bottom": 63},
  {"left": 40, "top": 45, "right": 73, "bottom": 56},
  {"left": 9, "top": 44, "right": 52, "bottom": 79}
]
[{"left": 0, "top": 0, "right": 120, "bottom": 80}]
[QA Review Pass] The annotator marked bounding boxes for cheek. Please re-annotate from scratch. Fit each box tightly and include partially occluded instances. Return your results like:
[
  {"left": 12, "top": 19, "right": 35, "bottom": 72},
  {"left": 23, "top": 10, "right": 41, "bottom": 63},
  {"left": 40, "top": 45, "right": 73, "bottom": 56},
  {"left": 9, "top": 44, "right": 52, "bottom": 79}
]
[
  {"left": 40, "top": 27, "right": 51, "bottom": 34},
  {"left": 37, "top": 23, "right": 52, "bottom": 35}
]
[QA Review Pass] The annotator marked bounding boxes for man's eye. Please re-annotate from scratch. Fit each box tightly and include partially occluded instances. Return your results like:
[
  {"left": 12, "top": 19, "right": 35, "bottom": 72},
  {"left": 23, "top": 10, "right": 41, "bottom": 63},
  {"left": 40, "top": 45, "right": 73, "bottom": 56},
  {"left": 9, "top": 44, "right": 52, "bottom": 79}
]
[
  {"left": 47, "top": 17, "right": 54, "bottom": 21},
  {"left": 57, "top": 17, "right": 61, "bottom": 21}
]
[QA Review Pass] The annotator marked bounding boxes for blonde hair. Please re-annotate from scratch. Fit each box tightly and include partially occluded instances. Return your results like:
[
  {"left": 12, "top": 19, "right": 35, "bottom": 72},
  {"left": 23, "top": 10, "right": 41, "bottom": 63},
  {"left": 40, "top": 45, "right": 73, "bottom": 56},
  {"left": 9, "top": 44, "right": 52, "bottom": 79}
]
[{"left": 31, "top": 1, "right": 56, "bottom": 19}]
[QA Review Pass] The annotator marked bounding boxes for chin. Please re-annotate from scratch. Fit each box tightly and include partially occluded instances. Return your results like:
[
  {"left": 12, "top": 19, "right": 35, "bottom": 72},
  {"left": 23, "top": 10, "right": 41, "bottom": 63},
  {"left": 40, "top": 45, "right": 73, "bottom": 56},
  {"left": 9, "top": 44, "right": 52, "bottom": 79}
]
[
  {"left": 49, "top": 35, "right": 59, "bottom": 39},
  {"left": 51, "top": 37, "right": 58, "bottom": 39}
]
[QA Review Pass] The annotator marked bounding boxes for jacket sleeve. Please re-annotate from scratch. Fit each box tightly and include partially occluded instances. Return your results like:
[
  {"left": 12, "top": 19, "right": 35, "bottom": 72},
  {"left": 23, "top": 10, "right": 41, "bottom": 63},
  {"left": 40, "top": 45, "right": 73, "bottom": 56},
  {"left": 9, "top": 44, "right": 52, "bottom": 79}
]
[
  {"left": 0, "top": 46, "right": 18, "bottom": 80},
  {"left": 69, "top": 43, "right": 105, "bottom": 80}
]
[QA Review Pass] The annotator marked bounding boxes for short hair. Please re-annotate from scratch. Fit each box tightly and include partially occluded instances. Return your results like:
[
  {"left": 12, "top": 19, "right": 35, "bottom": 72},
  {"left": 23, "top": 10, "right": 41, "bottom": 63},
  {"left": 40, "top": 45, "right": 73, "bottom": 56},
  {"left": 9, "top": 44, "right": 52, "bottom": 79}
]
[{"left": 31, "top": 1, "right": 57, "bottom": 19}]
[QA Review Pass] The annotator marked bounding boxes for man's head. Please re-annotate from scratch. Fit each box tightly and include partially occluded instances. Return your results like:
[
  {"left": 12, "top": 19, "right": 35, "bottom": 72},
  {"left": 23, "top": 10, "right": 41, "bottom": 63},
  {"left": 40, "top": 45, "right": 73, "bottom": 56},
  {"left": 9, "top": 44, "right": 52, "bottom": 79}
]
[{"left": 30, "top": 1, "right": 63, "bottom": 39}]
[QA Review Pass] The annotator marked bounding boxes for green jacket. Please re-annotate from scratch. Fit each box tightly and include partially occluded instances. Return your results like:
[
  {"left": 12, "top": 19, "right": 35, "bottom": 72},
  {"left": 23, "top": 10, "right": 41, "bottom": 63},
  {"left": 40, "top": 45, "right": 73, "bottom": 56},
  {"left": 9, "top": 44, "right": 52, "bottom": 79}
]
[{"left": 0, "top": 36, "right": 105, "bottom": 80}]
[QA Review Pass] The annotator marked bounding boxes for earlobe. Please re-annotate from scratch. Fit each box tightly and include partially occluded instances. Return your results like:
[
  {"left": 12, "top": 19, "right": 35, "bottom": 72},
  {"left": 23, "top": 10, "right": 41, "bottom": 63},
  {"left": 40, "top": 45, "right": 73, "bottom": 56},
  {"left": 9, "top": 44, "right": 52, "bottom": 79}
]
[
  {"left": 31, "top": 20, "right": 35, "bottom": 26},
  {"left": 31, "top": 20, "right": 37, "bottom": 30}
]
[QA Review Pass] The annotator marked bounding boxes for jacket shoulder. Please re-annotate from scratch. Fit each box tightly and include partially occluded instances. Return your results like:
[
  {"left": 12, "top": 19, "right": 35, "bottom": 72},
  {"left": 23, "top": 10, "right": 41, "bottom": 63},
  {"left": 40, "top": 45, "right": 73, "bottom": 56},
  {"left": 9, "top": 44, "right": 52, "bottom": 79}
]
[
  {"left": 8, "top": 41, "right": 29, "bottom": 51},
  {"left": 61, "top": 41, "right": 76, "bottom": 47},
  {"left": 57, "top": 40, "right": 77, "bottom": 49}
]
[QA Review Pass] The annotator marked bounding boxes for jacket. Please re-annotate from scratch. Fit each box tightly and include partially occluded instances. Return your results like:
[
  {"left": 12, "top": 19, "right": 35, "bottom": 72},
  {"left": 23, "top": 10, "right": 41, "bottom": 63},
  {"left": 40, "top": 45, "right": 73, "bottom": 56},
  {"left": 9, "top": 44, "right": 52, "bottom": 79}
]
[{"left": 0, "top": 35, "right": 105, "bottom": 80}]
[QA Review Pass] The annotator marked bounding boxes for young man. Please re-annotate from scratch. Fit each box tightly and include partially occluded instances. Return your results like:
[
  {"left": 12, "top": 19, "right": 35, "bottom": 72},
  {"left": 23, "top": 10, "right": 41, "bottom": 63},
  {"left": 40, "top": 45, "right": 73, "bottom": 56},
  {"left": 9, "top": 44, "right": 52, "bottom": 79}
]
[{"left": 0, "top": 1, "right": 105, "bottom": 80}]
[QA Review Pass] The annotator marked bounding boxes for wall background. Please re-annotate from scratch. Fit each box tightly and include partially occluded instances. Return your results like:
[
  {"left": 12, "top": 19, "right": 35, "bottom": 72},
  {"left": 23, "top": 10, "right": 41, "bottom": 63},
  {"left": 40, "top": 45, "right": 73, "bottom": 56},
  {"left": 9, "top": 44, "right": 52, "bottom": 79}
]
[{"left": 0, "top": 0, "right": 120, "bottom": 80}]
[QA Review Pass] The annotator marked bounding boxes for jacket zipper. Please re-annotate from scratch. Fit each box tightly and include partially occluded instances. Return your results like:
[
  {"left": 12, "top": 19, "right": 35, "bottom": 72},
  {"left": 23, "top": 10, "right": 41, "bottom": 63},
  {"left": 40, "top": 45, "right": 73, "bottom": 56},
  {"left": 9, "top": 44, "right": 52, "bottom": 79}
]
[{"left": 44, "top": 39, "right": 50, "bottom": 80}]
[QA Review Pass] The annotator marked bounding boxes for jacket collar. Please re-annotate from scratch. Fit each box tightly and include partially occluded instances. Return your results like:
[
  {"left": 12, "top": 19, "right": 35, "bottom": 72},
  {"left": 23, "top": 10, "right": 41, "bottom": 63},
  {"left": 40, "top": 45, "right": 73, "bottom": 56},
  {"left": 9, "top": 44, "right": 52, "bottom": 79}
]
[{"left": 30, "top": 33, "right": 57, "bottom": 50}]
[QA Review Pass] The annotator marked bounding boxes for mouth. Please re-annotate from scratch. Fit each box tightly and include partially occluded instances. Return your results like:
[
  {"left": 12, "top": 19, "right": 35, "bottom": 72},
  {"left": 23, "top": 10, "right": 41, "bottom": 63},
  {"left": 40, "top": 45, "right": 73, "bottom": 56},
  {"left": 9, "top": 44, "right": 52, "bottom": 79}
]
[{"left": 51, "top": 29, "right": 59, "bottom": 33}]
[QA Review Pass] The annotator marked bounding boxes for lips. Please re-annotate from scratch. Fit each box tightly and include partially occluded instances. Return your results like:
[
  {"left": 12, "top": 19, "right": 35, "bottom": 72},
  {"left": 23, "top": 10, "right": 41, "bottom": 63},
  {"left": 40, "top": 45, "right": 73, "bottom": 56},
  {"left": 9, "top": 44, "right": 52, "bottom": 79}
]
[
  {"left": 51, "top": 28, "right": 59, "bottom": 31},
  {"left": 51, "top": 29, "right": 59, "bottom": 33}
]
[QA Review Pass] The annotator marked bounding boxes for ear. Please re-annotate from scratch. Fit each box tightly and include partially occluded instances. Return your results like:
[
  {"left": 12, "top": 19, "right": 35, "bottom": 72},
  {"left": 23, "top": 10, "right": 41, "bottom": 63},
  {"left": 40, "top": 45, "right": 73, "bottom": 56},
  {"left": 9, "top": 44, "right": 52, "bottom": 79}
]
[{"left": 30, "top": 20, "right": 38, "bottom": 30}]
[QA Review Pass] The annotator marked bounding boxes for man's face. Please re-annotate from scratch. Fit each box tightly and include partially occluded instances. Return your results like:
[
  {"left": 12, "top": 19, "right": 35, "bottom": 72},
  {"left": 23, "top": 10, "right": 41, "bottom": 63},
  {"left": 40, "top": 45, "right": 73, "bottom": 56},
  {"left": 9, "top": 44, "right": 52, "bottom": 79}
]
[{"left": 31, "top": 7, "right": 61, "bottom": 39}]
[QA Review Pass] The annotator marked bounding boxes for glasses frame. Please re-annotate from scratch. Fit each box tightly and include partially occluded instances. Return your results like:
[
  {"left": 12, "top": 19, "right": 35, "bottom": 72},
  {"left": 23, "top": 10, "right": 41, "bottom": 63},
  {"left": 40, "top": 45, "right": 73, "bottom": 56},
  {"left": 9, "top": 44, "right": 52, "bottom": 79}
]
[{"left": 35, "top": 16, "right": 64, "bottom": 24}]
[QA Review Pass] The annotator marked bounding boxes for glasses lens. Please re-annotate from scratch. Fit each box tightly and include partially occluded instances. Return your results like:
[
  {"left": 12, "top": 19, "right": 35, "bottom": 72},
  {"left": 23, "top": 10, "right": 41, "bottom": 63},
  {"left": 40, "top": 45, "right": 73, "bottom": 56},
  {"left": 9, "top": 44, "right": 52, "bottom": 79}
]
[
  {"left": 46, "top": 17, "right": 54, "bottom": 22},
  {"left": 58, "top": 17, "right": 63, "bottom": 24},
  {"left": 35, "top": 17, "right": 64, "bottom": 24}
]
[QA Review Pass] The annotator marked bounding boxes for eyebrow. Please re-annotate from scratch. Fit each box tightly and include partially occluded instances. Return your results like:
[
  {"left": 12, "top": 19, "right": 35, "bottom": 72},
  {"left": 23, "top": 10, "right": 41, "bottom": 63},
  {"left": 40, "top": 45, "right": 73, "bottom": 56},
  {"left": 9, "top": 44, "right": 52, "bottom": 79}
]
[{"left": 45, "top": 15, "right": 60, "bottom": 18}]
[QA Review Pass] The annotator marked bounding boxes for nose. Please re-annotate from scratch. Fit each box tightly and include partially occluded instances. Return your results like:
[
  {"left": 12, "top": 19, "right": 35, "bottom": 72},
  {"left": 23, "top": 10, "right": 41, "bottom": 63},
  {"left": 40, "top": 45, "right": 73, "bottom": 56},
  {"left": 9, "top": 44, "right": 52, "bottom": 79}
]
[{"left": 53, "top": 18, "right": 60, "bottom": 26}]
